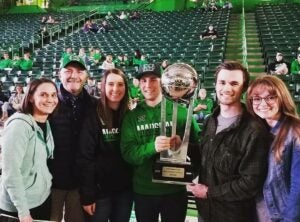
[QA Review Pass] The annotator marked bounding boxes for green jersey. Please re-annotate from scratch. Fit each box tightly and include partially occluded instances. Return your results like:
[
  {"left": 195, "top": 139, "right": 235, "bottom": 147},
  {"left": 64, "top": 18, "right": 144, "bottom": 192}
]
[
  {"left": 121, "top": 99, "right": 200, "bottom": 195},
  {"left": 194, "top": 97, "right": 214, "bottom": 116},
  {"left": 93, "top": 53, "right": 102, "bottom": 63},
  {"left": 129, "top": 84, "right": 143, "bottom": 101},
  {"left": 0, "top": 59, "right": 13, "bottom": 70},
  {"left": 113, "top": 58, "right": 130, "bottom": 67},
  {"left": 291, "top": 59, "right": 300, "bottom": 75},
  {"left": 19, "top": 59, "right": 33, "bottom": 71},
  {"left": 12, "top": 59, "right": 21, "bottom": 68},
  {"left": 133, "top": 58, "right": 148, "bottom": 66}
]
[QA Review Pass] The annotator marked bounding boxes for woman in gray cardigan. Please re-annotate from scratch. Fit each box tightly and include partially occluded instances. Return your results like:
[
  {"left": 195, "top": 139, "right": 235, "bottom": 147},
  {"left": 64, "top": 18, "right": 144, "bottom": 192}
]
[{"left": 0, "top": 78, "right": 59, "bottom": 222}]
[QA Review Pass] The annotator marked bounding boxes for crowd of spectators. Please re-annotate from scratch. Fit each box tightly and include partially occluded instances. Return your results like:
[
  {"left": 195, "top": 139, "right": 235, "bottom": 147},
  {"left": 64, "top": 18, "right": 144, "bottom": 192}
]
[
  {"left": 267, "top": 51, "right": 300, "bottom": 76},
  {"left": 82, "top": 11, "right": 141, "bottom": 34},
  {"left": 200, "top": 0, "right": 232, "bottom": 11},
  {"left": 0, "top": 51, "right": 33, "bottom": 72},
  {"left": 58, "top": 47, "right": 149, "bottom": 72}
]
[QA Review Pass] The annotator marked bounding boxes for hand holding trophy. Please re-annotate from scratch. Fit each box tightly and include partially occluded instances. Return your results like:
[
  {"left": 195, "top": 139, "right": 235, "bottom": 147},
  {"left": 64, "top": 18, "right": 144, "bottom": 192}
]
[{"left": 152, "top": 63, "right": 199, "bottom": 185}]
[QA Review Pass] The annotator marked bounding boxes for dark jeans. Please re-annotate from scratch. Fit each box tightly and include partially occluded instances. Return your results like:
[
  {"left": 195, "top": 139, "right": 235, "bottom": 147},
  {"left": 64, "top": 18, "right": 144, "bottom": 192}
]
[
  {"left": 84, "top": 190, "right": 133, "bottom": 222},
  {"left": 134, "top": 191, "right": 187, "bottom": 222},
  {"left": 0, "top": 195, "right": 51, "bottom": 220}
]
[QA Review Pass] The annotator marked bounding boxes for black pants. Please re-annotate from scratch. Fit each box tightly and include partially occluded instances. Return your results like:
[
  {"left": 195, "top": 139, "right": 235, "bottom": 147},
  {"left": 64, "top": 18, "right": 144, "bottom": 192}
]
[
  {"left": 134, "top": 191, "right": 187, "bottom": 222},
  {"left": 0, "top": 195, "right": 51, "bottom": 220}
]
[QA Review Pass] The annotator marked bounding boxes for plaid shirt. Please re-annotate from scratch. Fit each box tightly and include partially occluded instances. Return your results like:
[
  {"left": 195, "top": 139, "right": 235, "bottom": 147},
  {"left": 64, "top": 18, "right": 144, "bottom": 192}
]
[{"left": 196, "top": 106, "right": 272, "bottom": 222}]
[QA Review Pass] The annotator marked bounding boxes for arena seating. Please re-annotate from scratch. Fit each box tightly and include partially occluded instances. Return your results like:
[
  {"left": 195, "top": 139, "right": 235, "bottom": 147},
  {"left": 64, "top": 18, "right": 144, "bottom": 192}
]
[
  {"left": 32, "top": 8, "right": 230, "bottom": 99},
  {"left": 256, "top": 3, "right": 300, "bottom": 102},
  {"left": 0, "top": 12, "right": 85, "bottom": 54},
  {"left": 0, "top": 8, "right": 231, "bottom": 99}
]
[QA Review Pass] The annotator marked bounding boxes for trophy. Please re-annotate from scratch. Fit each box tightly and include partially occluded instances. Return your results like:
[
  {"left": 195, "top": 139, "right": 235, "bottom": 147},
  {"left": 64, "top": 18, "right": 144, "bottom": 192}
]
[{"left": 152, "top": 63, "right": 198, "bottom": 185}]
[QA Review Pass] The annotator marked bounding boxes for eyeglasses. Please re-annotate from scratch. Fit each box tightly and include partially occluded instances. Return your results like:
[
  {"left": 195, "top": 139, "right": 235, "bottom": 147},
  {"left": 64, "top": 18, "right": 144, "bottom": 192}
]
[{"left": 251, "top": 95, "right": 277, "bottom": 105}]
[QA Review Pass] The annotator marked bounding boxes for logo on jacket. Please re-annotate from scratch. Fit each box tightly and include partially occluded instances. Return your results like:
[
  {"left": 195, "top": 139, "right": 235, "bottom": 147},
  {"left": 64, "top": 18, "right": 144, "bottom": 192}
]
[
  {"left": 137, "top": 121, "right": 172, "bottom": 132},
  {"left": 137, "top": 115, "right": 146, "bottom": 122}
]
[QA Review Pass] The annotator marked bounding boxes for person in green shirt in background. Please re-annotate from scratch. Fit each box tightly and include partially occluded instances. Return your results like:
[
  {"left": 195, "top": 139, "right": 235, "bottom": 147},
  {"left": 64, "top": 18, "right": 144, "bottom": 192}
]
[
  {"left": 114, "top": 55, "right": 130, "bottom": 68},
  {"left": 291, "top": 53, "right": 300, "bottom": 75},
  {"left": 217, "top": 0, "right": 224, "bottom": 8},
  {"left": 133, "top": 54, "right": 148, "bottom": 67},
  {"left": 128, "top": 77, "right": 143, "bottom": 110},
  {"left": 193, "top": 88, "right": 214, "bottom": 122},
  {"left": 91, "top": 48, "right": 102, "bottom": 65},
  {"left": 12, "top": 54, "right": 21, "bottom": 69},
  {"left": 121, "top": 63, "right": 200, "bottom": 222},
  {"left": 0, "top": 52, "right": 13, "bottom": 70},
  {"left": 19, "top": 52, "right": 33, "bottom": 71}
]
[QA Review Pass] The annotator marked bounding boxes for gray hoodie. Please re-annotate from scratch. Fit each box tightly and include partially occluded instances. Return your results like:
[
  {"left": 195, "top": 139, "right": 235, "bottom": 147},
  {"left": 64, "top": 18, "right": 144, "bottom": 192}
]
[{"left": 0, "top": 113, "right": 54, "bottom": 218}]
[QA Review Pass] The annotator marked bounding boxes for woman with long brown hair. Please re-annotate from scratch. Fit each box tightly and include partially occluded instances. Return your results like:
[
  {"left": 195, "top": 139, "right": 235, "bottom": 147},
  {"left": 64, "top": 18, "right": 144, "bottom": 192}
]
[
  {"left": 77, "top": 68, "right": 132, "bottom": 222},
  {"left": 246, "top": 75, "right": 300, "bottom": 222}
]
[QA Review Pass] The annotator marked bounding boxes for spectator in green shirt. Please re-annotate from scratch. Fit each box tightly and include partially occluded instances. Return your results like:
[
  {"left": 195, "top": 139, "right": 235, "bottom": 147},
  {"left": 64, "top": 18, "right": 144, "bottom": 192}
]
[
  {"left": 12, "top": 54, "right": 21, "bottom": 69},
  {"left": 19, "top": 52, "right": 33, "bottom": 71},
  {"left": 91, "top": 48, "right": 102, "bottom": 65},
  {"left": 291, "top": 53, "right": 300, "bottom": 75},
  {"left": 114, "top": 55, "right": 130, "bottom": 68},
  {"left": 0, "top": 52, "right": 13, "bottom": 70},
  {"left": 133, "top": 55, "right": 148, "bottom": 67},
  {"left": 128, "top": 77, "right": 143, "bottom": 109},
  {"left": 193, "top": 88, "right": 214, "bottom": 122}
]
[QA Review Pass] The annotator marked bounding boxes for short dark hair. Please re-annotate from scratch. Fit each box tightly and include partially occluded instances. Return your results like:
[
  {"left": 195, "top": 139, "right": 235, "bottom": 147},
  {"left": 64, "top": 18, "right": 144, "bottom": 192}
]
[
  {"left": 21, "top": 78, "right": 59, "bottom": 115},
  {"left": 215, "top": 61, "right": 250, "bottom": 92}
]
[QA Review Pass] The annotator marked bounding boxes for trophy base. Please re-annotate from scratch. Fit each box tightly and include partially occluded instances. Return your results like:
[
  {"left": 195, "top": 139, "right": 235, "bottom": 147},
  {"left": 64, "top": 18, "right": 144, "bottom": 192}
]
[{"left": 152, "top": 160, "right": 193, "bottom": 185}]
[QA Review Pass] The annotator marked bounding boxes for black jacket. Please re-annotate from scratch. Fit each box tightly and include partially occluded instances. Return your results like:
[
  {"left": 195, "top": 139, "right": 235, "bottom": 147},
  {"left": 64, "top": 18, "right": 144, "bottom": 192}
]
[
  {"left": 48, "top": 85, "right": 97, "bottom": 190},
  {"left": 195, "top": 106, "right": 272, "bottom": 222},
  {"left": 77, "top": 107, "right": 132, "bottom": 205}
]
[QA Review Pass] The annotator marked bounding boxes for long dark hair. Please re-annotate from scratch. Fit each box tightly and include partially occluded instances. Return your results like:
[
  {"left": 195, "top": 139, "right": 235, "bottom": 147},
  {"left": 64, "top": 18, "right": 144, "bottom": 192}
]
[
  {"left": 97, "top": 68, "right": 129, "bottom": 128},
  {"left": 21, "top": 78, "right": 59, "bottom": 116},
  {"left": 246, "top": 75, "right": 300, "bottom": 162}
]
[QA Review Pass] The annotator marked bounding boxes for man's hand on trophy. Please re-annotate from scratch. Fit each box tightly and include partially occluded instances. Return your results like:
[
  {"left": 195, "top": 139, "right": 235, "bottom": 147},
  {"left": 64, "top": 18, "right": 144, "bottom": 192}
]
[
  {"left": 170, "top": 135, "right": 182, "bottom": 151},
  {"left": 154, "top": 135, "right": 182, "bottom": 153},
  {"left": 155, "top": 136, "right": 173, "bottom": 152},
  {"left": 186, "top": 183, "right": 208, "bottom": 199}
]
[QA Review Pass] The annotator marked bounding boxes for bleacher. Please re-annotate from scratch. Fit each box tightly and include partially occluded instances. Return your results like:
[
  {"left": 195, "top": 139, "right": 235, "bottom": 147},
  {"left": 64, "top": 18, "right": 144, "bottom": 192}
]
[
  {"left": 0, "top": 11, "right": 93, "bottom": 94},
  {"left": 0, "top": 12, "right": 85, "bottom": 53},
  {"left": 0, "top": 7, "right": 231, "bottom": 97},
  {"left": 30, "top": 8, "right": 230, "bottom": 99},
  {"left": 255, "top": 3, "right": 300, "bottom": 104}
]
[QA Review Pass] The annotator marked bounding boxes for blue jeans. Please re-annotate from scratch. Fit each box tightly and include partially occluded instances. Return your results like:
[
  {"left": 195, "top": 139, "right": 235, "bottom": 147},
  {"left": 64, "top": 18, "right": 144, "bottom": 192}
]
[
  {"left": 193, "top": 112, "right": 209, "bottom": 122},
  {"left": 85, "top": 190, "right": 133, "bottom": 222}
]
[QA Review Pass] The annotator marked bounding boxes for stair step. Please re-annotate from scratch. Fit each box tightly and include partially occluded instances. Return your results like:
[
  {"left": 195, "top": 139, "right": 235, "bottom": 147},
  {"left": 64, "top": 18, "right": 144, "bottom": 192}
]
[
  {"left": 247, "top": 55, "right": 263, "bottom": 59},
  {"left": 247, "top": 48, "right": 262, "bottom": 53},
  {"left": 226, "top": 54, "right": 243, "bottom": 58},
  {"left": 249, "top": 72, "right": 266, "bottom": 78},
  {"left": 247, "top": 42, "right": 261, "bottom": 46},
  {"left": 227, "top": 43, "right": 242, "bottom": 46},
  {"left": 248, "top": 64, "right": 265, "bottom": 68}
]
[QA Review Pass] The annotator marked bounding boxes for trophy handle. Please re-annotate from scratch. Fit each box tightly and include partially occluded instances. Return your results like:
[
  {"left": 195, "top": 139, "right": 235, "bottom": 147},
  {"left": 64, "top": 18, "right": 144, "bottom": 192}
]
[
  {"left": 160, "top": 96, "right": 170, "bottom": 159},
  {"left": 160, "top": 96, "right": 166, "bottom": 136},
  {"left": 160, "top": 90, "right": 197, "bottom": 162},
  {"left": 174, "top": 89, "right": 197, "bottom": 162}
]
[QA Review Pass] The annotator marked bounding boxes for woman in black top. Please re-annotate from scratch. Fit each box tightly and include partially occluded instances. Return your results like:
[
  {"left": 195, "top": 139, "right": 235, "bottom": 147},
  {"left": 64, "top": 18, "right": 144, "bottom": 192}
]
[{"left": 77, "top": 68, "right": 132, "bottom": 222}]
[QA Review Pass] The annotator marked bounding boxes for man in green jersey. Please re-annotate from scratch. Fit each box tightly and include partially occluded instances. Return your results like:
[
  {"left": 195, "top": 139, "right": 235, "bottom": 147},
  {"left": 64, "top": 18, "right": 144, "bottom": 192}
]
[{"left": 121, "top": 63, "right": 200, "bottom": 222}]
